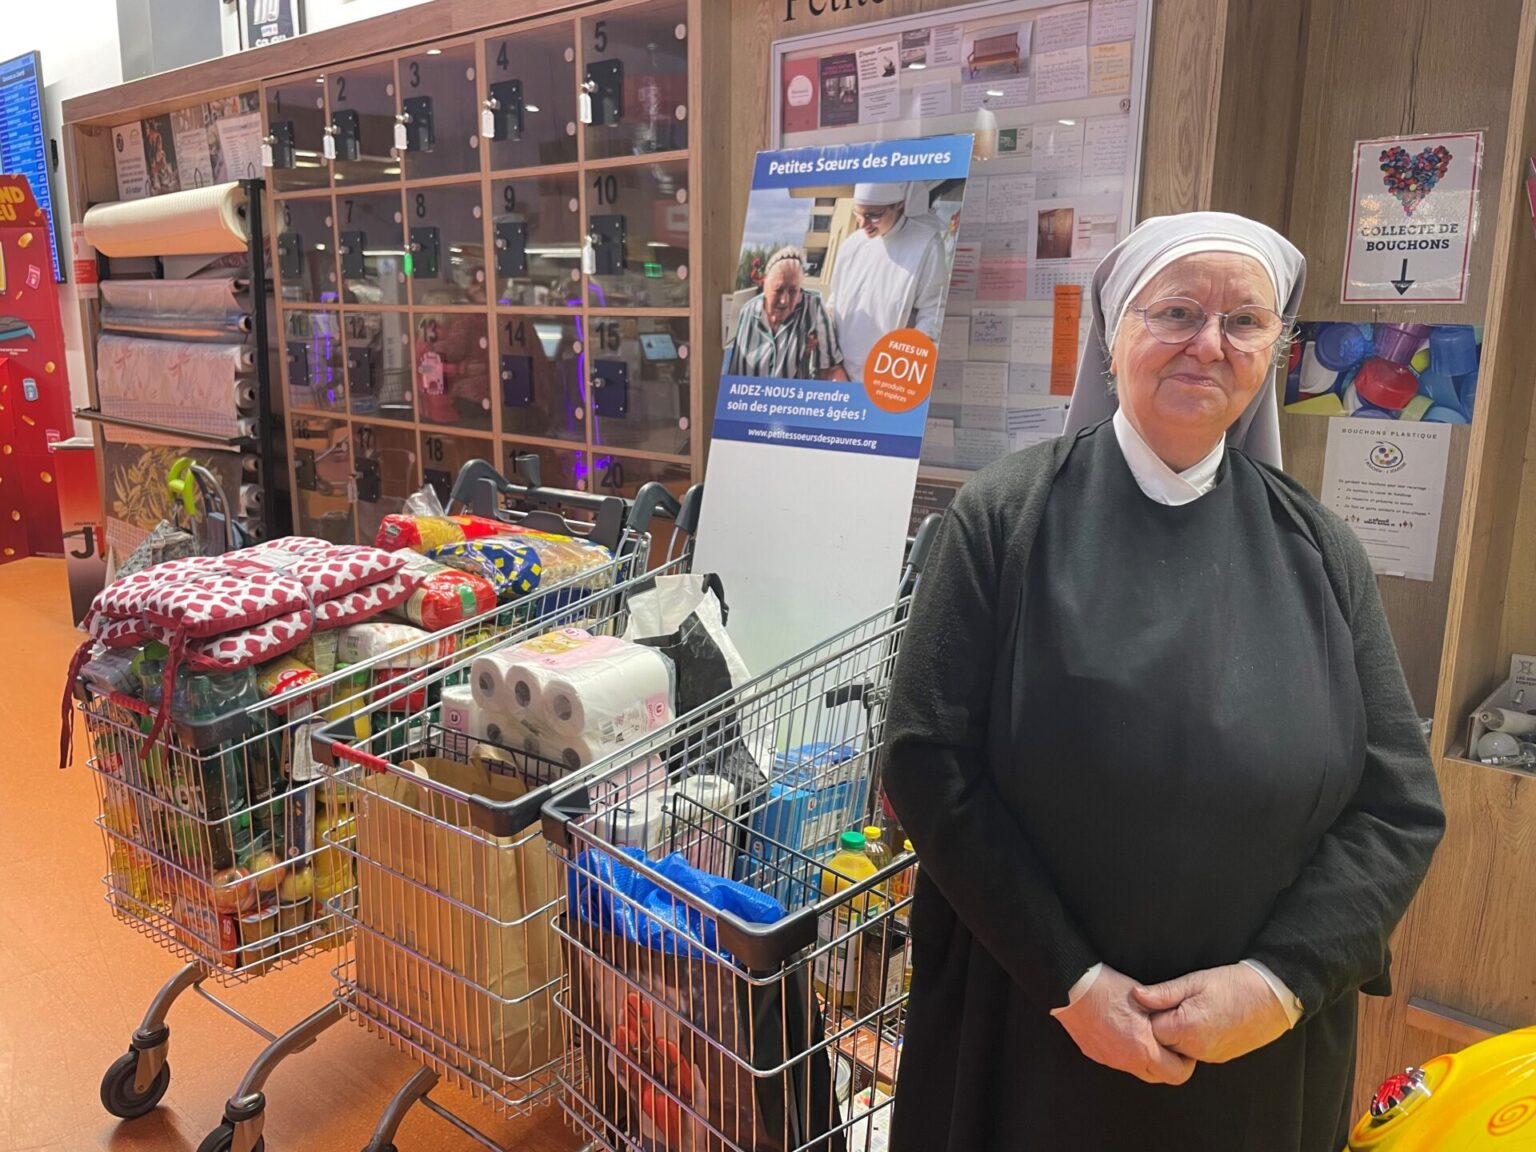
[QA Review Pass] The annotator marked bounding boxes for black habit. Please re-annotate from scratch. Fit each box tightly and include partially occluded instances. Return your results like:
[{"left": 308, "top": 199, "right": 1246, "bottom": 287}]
[{"left": 883, "top": 422, "right": 1444, "bottom": 1151}]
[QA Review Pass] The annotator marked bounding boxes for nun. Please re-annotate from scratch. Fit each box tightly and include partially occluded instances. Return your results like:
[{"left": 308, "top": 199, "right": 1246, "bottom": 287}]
[
  {"left": 883, "top": 211, "right": 1445, "bottom": 1151},
  {"left": 827, "top": 181, "right": 948, "bottom": 382}
]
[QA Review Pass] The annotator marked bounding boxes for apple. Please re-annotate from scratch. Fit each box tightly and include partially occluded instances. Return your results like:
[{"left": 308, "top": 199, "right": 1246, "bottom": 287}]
[
  {"left": 210, "top": 867, "right": 258, "bottom": 914},
  {"left": 247, "top": 850, "right": 287, "bottom": 894},
  {"left": 278, "top": 867, "right": 314, "bottom": 903}
]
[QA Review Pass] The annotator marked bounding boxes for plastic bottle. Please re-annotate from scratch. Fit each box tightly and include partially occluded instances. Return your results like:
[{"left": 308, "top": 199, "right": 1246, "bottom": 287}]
[
  {"left": 863, "top": 825, "right": 890, "bottom": 873},
  {"left": 312, "top": 792, "right": 356, "bottom": 926},
  {"left": 890, "top": 839, "right": 916, "bottom": 930},
  {"left": 816, "top": 830, "right": 885, "bottom": 1008}
]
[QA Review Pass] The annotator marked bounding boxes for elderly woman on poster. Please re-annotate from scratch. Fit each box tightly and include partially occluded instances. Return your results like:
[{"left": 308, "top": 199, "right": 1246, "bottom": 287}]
[
  {"left": 728, "top": 246, "right": 846, "bottom": 380},
  {"left": 883, "top": 211, "right": 1444, "bottom": 1151},
  {"left": 827, "top": 182, "right": 948, "bottom": 383}
]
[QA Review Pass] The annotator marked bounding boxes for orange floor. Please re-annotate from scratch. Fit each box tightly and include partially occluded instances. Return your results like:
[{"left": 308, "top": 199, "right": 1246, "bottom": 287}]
[{"left": 0, "top": 558, "right": 578, "bottom": 1152}]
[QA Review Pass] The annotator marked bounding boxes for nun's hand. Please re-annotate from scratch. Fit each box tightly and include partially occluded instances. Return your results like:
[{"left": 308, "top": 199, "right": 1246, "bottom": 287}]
[
  {"left": 1051, "top": 964, "right": 1196, "bottom": 1085},
  {"left": 1133, "top": 964, "right": 1290, "bottom": 1064}
]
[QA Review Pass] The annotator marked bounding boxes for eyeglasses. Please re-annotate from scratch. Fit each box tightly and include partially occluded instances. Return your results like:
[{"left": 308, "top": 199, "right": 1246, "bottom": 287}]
[
  {"left": 1127, "top": 296, "right": 1286, "bottom": 353},
  {"left": 855, "top": 205, "right": 897, "bottom": 224}
]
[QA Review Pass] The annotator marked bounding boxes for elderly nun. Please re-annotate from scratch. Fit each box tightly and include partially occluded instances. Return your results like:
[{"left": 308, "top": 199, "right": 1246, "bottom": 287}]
[
  {"left": 827, "top": 181, "right": 948, "bottom": 382},
  {"left": 882, "top": 211, "right": 1444, "bottom": 1151}
]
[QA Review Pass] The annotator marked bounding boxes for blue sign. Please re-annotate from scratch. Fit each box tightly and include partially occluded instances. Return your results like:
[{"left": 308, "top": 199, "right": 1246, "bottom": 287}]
[
  {"left": 712, "top": 375, "right": 927, "bottom": 458},
  {"left": 751, "top": 135, "right": 975, "bottom": 189}
]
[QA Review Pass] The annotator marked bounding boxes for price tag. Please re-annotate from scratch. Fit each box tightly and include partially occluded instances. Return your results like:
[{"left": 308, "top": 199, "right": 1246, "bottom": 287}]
[
  {"left": 581, "top": 242, "right": 597, "bottom": 275},
  {"left": 480, "top": 107, "right": 497, "bottom": 138},
  {"left": 322, "top": 133, "right": 336, "bottom": 161},
  {"left": 260, "top": 141, "right": 274, "bottom": 169},
  {"left": 394, "top": 121, "right": 409, "bottom": 151},
  {"left": 578, "top": 92, "right": 594, "bottom": 124}
]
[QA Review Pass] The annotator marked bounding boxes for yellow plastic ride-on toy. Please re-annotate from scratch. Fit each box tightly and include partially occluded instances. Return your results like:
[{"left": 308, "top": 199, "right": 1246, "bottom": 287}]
[{"left": 1347, "top": 1026, "right": 1536, "bottom": 1149}]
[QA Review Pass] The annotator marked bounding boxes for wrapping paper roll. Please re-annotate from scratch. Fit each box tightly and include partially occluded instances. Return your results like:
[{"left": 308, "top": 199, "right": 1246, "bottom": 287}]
[
  {"left": 236, "top": 380, "right": 260, "bottom": 413},
  {"left": 239, "top": 484, "right": 264, "bottom": 515},
  {"left": 242, "top": 454, "right": 262, "bottom": 477},
  {"left": 237, "top": 418, "right": 259, "bottom": 439},
  {"left": 539, "top": 642, "right": 675, "bottom": 743},
  {"left": 1476, "top": 708, "right": 1536, "bottom": 735},
  {"left": 97, "top": 333, "right": 257, "bottom": 438},
  {"left": 83, "top": 182, "right": 251, "bottom": 257},
  {"left": 101, "top": 278, "right": 249, "bottom": 327}
]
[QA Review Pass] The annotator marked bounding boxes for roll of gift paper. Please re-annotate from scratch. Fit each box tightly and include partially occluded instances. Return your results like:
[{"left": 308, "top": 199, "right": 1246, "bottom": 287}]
[
  {"left": 239, "top": 483, "right": 264, "bottom": 515},
  {"left": 236, "top": 380, "right": 260, "bottom": 413},
  {"left": 539, "top": 641, "right": 675, "bottom": 743},
  {"left": 1475, "top": 707, "right": 1536, "bottom": 735},
  {"left": 83, "top": 182, "right": 251, "bottom": 257},
  {"left": 101, "top": 277, "right": 249, "bottom": 326}
]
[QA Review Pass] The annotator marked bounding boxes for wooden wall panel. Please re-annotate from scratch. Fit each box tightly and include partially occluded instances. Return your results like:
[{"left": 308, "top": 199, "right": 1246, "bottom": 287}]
[{"left": 1136, "top": 0, "right": 1226, "bottom": 218}]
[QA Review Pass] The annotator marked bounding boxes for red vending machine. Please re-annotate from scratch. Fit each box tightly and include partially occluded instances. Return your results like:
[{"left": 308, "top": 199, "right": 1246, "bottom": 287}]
[{"left": 0, "top": 173, "right": 72, "bottom": 560}]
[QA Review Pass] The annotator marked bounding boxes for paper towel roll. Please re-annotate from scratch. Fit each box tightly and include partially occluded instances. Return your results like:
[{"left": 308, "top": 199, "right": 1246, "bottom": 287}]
[
  {"left": 555, "top": 733, "right": 628, "bottom": 773},
  {"left": 239, "top": 483, "right": 264, "bottom": 514},
  {"left": 470, "top": 627, "right": 607, "bottom": 714},
  {"left": 1476, "top": 707, "right": 1536, "bottom": 735},
  {"left": 540, "top": 643, "right": 674, "bottom": 742},
  {"left": 84, "top": 182, "right": 251, "bottom": 257},
  {"left": 441, "top": 684, "right": 477, "bottom": 734},
  {"left": 666, "top": 774, "right": 738, "bottom": 872},
  {"left": 599, "top": 778, "right": 668, "bottom": 852}
]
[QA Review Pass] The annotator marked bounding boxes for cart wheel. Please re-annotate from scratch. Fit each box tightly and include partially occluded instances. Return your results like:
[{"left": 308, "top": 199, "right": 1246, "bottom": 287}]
[
  {"left": 100, "top": 1049, "right": 171, "bottom": 1119},
  {"left": 195, "top": 1123, "right": 265, "bottom": 1152}
]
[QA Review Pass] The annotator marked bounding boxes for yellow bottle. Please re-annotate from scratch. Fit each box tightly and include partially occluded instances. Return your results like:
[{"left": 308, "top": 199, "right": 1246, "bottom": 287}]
[
  {"left": 890, "top": 839, "right": 916, "bottom": 929},
  {"left": 816, "top": 830, "right": 885, "bottom": 1008}
]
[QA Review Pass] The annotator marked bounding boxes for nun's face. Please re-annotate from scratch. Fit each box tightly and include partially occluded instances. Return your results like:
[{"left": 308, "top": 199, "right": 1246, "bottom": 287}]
[
  {"left": 1111, "top": 253, "right": 1278, "bottom": 449},
  {"left": 854, "top": 202, "right": 902, "bottom": 238}
]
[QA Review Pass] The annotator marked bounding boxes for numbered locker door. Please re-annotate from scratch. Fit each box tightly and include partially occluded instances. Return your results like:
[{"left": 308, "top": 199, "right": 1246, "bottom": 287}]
[
  {"left": 491, "top": 175, "right": 582, "bottom": 307},
  {"left": 580, "top": 3, "right": 690, "bottom": 160},
  {"left": 336, "top": 192, "right": 407, "bottom": 306},
  {"left": 497, "top": 313, "right": 584, "bottom": 444},
  {"left": 483, "top": 24, "right": 578, "bottom": 171},
  {"left": 587, "top": 316, "right": 690, "bottom": 455},
  {"left": 585, "top": 160, "right": 689, "bottom": 308},
  {"left": 405, "top": 183, "right": 486, "bottom": 305},
  {"left": 284, "top": 310, "right": 345, "bottom": 413},
  {"left": 345, "top": 311, "right": 414, "bottom": 420},
  {"left": 353, "top": 423, "right": 418, "bottom": 545},
  {"left": 274, "top": 198, "right": 339, "bottom": 303},
  {"left": 588, "top": 453, "right": 692, "bottom": 501},
  {"left": 415, "top": 312, "right": 491, "bottom": 431},
  {"left": 291, "top": 417, "right": 355, "bottom": 543},
  {"left": 419, "top": 431, "right": 494, "bottom": 508},
  {"left": 328, "top": 62, "right": 399, "bottom": 186},
  {"left": 502, "top": 441, "right": 588, "bottom": 494},
  {"left": 264, "top": 78, "right": 331, "bottom": 192},
  {"left": 397, "top": 42, "right": 482, "bottom": 179}
]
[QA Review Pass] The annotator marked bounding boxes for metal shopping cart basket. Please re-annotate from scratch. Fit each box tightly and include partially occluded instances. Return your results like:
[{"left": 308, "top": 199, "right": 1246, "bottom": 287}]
[
  {"left": 539, "top": 516, "right": 940, "bottom": 1152},
  {"left": 73, "top": 462, "right": 669, "bottom": 1152},
  {"left": 306, "top": 480, "right": 705, "bottom": 1152}
]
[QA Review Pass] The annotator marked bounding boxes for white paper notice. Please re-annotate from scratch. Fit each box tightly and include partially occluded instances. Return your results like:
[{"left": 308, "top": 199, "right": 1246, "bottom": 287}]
[
  {"left": 856, "top": 41, "right": 902, "bottom": 123},
  {"left": 931, "top": 24, "right": 964, "bottom": 68},
  {"left": 1035, "top": 120, "right": 1086, "bottom": 175},
  {"left": 958, "top": 178, "right": 989, "bottom": 243},
  {"left": 1009, "top": 405, "right": 1068, "bottom": 449},
  {"left": 908, "top": 82, "right": 954, "bottom": 119},
  {"left": 971, "top": 309, "right": 1013, "bottom": 347},
  {"left": 1321, "top": 419, "right": 1452, "bottom": 581},
  {"left": 1035, "top": 3, "right": 1091, "bottom": 52},
  {"left": 933, "top": 361, "right": 964, "bottom": 400},
  {"left": 171, "top": 110, "right": 214, "bottom": 189},
  {"left": 956, "top": 427, "right": 1010, "bottom": 470},
  {"left": 1083, "top": 117, "right": 1131, "bottom": 178},
  {"left": 949, "top": 243, "right": 981, "bottom": 296},
  {"left": 217, "top": 113, "right": 266, "bottom": 182},
  {"left": 112, "top": 122, "right": 149, "bottom": 200},
  {"left": 1089, "top": 42, "right": 1133, "bottom": 96},
  {"left": 1011, "top": 316, "right": 1054, "bottom": 364},
  {"left": 940, "top": 315, "right": 972, "bottom": 360},
  {"left": 962, "top": 360, "right": 1008, "bottom": 407},
  {"left": 1090, "top": 0, "right": 1139, "bottom": 44},
  {"left": 924, "top": 417, "right": 956, "bottom": 450},
  {"left": 984, "top": 221, "right": 1029, "bottom": 259},
  {"left": 1034, "top": 48, "right": 1090, "bottom": 103},
  {"left": 1009, "top": 362, "right": 1052, "bottom": 396},
  {"left": 961, "top": 78, "right": 1031, "bottom": 111},
  {"left": 985, "top": 174, "right": 1036, "bottom": 223}
]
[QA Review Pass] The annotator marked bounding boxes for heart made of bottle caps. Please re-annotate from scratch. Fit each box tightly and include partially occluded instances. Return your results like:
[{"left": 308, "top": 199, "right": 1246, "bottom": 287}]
[{"left": 1379, "top": 144, "right": 1452, "bottom": 216}]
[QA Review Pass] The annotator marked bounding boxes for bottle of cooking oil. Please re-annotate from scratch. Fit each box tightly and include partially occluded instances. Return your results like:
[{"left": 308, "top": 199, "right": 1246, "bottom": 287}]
[{"left": 816, "top": 830, "right": 885, "bottom": 1008}]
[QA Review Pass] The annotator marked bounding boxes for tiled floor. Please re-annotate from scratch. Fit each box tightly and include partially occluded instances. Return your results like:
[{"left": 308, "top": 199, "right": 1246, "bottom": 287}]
[{"left": 0, "top": 558, "right": 578, "bottom": 1151}]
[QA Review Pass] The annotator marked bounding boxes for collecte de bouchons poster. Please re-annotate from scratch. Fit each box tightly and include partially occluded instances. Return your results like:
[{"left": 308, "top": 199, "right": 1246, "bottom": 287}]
[{"left": 691, "top": 135, "right": 974, "bottom": 674}]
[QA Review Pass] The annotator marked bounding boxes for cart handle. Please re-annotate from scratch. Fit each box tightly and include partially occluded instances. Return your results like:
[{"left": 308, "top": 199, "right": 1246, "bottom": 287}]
[{"left": 449, "top": 457, "right": 630, "bottom": 552}]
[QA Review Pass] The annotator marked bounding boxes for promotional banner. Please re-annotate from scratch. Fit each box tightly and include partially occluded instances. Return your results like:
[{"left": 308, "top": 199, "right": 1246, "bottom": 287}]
[{"left": 692, "top": 135, "right": 973, "bottom": 673}]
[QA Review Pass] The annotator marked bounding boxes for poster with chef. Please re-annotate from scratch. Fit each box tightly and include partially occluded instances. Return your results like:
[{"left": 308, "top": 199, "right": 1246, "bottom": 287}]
[{"left": 693, "top": 135, "right": 973, "bottom": 674}]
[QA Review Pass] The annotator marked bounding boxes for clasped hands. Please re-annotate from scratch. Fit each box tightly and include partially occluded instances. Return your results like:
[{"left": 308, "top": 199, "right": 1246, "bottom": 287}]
[{"left": 1049, "top": 963, "right": 1291, "bottom": 1085}]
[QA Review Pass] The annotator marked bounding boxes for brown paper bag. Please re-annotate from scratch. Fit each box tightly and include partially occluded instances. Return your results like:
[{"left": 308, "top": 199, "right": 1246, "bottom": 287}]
[{"left": 353, "top": 748, "right": 562, "bottom": 1084}]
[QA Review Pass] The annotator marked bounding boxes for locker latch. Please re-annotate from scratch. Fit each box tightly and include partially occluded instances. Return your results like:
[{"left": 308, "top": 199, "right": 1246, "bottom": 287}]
[
  {"left": 330, "top": 109, "right": 361, "bottom": 162},
  {"left": 501, "top": 354, "right": 534, "bottom": 408},
  {"left": 484, "top": 79, "right": 524, "bottom": 141},
  {"left": 277, "top": 232, "right": 303, "bottom": 279},
  {"left": 338, "top": 230, "right": 367, "bottom": 279},
  {"left": 591, "top": 359, "right": 629, "bottom": 418},
  {"left": 294, "top": 447, "right": 318, "bottom": 491},
  {"left": 582, "top": 60, "right": 624, "bottom": 126},
  {"left": 398, "top": 96, "right": 435, "bottom": 152},
  {"left": 286, "top": 340, "right": 311, "bottom": 388},
  {"left": 408, "top": 226, "right": 440, "bottom": 279},
  {"left": 353, "top": 457, "right": 381, "bottom": 504},
  {"left": 494, "top": 221, "right": 529, "bottom": 278},
  {"left": 267, "top": 120, "right": 297, "bottom": 170},
  {"left": 346, "top": 344, "right": 375, "bottom": 394},
  {"left": 424, "top": 467, "right": 453, "bottom": 505},
  {"left": 589, "top": 215, "right": 628, "bottom": 275}
]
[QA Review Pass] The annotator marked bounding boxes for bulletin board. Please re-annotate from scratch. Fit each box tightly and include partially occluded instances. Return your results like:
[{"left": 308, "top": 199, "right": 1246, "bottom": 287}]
[{"left": 771, "top": 0, "right": 1152, "bottom": 486}]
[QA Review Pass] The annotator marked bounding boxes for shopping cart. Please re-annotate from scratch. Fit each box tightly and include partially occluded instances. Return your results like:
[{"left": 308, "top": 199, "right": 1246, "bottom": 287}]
[
  {"left": 308, "top": 479, "right": 705, "bottom": 1152},
  {"left": 75, "top": 463, "right": 665, "bottom": 1152},
  {"left": 539, "top": 515, "right": 940, "bottom": 1152}
]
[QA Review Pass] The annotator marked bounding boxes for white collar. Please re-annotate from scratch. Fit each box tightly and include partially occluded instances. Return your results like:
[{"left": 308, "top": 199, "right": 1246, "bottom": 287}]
[{"left": 1111, "top": 408, "right": 1225, "bottom": 505}]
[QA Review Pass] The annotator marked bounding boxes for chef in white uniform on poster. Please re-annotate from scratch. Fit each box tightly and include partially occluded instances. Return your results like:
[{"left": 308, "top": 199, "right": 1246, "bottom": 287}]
[{"left": 828, "top": 181, "right": 949, "bottom": 384}]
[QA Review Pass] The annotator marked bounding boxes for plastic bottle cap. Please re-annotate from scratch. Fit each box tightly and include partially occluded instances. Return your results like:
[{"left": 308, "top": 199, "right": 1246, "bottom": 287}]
[
  {"left": 863, "top": 826, "right": 883, "bottom": 840},
  {"left": 903, "top": 840, "right": 914, "bottom": 852},
  {"left": 840, "top": 830, "right": 867, "bottom": 851}
]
